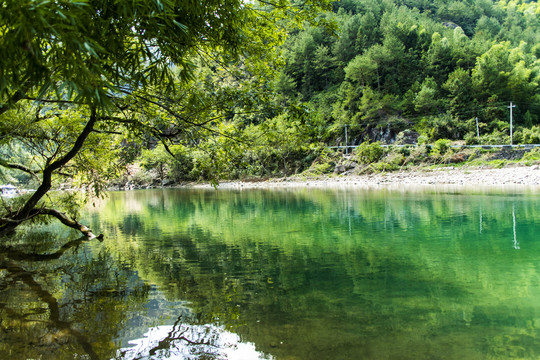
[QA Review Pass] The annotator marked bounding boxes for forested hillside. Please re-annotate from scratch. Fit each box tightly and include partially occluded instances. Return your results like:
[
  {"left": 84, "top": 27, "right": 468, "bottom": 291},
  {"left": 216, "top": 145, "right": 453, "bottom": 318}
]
[
  {"left": 278, "top": 0, "right": 540, "bottom": 146},
  {"left": 154, "top": 0, "right": 540, "bottom": 182}
]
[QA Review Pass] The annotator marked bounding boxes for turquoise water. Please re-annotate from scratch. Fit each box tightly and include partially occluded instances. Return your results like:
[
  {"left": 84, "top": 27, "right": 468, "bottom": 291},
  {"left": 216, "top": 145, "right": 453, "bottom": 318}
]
[{"left": 2, "top": 187, "right": 540, "bottom": 359}]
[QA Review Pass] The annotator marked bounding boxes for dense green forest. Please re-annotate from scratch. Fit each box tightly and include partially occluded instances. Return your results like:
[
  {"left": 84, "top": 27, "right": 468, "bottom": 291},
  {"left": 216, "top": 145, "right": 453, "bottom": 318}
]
[
  {"left": 136, "top": 0, "right": 540, "bottom": 183},
  {"left": 284, "top": 0, "right": 539, "bottom": 141},
  {"left": 294, "top": 0, "right": 539, "bottom": 140}
]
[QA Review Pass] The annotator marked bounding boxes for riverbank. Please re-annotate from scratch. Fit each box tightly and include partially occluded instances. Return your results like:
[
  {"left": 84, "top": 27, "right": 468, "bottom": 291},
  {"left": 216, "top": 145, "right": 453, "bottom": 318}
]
[{"left": 186, "top": 164, "right": 540, "bottom": 190}]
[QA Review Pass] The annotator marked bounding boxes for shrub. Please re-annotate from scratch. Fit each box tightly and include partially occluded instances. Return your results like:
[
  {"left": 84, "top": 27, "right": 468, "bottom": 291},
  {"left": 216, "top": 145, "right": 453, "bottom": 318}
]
[
  {"left": 464, "top": 132, "right": 480, "bottom": 145},
  {"left": 406, "top": 145, "right": 430, "bottom": 165},
  {"left": 139, "top": 144, "right": 170, "bottom": 180},
  {"left": 416, "top": 113, "right": 466, "bottom": 141},
  {"left": 189, "top": 149, "right": 214, "bottom": 181},
  {"left": 139, "top": 144, "right": 196, "bottom": 183},
  {"left": 432, "top": 139, "right": 452, "bottom": 156},
  {"left": 169, "top": 146, "right": 195, "bottom": 182},
  {"left": 417, "top": 135, "right": 429, "bottom": 145},
  {"left": 374, "top": 152, "right": 406, "bottom": 171},
  {"left": 522, "top": 148, "right": 540, "bottom": 162},
  {"left": 394, "top": 129, "right": 420, "bottom": 145},
  {"left": 393, "top": 145, "right": 412, "bottom": 157},
  {"left": 518, "top": 126, "right": 540, "bottom": 144},
  {"left": 304, "top": 151, "right": 339, "bottom": 176},
  {"left": 477, "top": 129, "right": 510, "bottom": 145},
  {"left": 354, "top": 141, "right": 384, "bottom": 164},
  {"left": 131, "top": 169, "right": 153, "bottom": 185},
  {"left": 303, "top": 162, "right": 333, "bottom": 176},
  {"left": 489, "top": 119, "right": 509, "bottom": 133}
]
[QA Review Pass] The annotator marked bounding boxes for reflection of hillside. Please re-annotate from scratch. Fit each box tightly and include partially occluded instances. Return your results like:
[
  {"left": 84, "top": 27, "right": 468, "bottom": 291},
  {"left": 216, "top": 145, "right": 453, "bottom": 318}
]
[
  {"left": 86, "top": 188, "right": 540, "bottom": 359},
  {"left": 88, "top": 189, "right": 540, "bottom": 296}
]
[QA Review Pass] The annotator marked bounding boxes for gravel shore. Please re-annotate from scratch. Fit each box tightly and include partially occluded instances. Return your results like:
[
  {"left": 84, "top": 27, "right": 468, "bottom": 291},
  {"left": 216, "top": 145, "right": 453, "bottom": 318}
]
[{"left": 189, "top": 165, "right": 540, "bottom": 190}]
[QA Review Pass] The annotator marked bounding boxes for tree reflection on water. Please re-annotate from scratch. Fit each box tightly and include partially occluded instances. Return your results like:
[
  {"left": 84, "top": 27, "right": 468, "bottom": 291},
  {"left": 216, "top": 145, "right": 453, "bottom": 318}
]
[
  {"left": 0, "top": 229, "right": 152, "bottom": 360},
  {"left": 0, "top": 227, "right": 271, "bottom": 360},
  {"left": 0, "top": 251, "right": 100, "bottom": 359}
]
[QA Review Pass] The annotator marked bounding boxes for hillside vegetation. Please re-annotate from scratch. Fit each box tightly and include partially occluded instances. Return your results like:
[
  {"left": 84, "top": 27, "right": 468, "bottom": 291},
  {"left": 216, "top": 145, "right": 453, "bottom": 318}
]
[{"left": 124, "top": 0, "right": 540, "bottom": 185}]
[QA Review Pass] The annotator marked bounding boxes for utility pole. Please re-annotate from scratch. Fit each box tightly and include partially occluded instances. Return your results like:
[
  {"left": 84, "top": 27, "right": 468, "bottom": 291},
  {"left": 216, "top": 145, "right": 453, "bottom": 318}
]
[
  {"left": 475, "top": 117, "right": 480, "bottom": 141},
  {"left": 345, "top": 124, "right": 348, "bottom": 155},
  {"left": 508, "top": 102, "right": 516, "bottom": 145}
]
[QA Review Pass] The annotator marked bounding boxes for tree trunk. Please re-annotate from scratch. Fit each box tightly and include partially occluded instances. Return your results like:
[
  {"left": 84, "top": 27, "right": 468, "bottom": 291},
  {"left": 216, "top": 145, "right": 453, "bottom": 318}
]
[
  {"left": 0, "top": 106, "right": 101, "bottom": 239},
  {"left": 38, "top": 208, "right": 102, "bottom": 240}
]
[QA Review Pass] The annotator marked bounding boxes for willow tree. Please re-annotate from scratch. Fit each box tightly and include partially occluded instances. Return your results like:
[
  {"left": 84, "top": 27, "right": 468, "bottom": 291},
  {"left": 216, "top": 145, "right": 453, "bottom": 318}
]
[{"left": 0, "top": 0, "right": 331, "bottom": 238}]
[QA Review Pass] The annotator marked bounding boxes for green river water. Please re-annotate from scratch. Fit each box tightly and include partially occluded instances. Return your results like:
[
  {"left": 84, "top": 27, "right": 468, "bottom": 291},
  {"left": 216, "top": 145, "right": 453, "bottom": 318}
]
[{"left": 2, "top": 186, "right": 540, "bottom": 359}]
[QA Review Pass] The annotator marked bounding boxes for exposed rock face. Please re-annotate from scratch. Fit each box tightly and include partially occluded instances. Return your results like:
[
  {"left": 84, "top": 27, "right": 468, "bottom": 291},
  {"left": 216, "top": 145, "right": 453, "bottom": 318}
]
[
  {"left": 395, "top": 130, "right": 420, "bottom": 145},
  {"left": 369, "top": 124, "right": 396, "bottom": 144},
  {"left": 442, "top": 22, "right": 459, "bottom": 29}
]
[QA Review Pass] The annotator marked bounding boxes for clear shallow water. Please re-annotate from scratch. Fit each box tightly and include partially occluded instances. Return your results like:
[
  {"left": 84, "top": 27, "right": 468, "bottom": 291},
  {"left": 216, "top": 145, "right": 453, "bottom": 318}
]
[{"left": 2, "top": 187, "right": 540, "bottom": 359}]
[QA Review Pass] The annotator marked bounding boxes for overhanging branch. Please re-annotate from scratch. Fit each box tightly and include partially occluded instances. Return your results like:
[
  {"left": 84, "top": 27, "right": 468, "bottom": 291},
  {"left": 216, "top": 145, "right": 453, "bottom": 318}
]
[
  {"left": 1, "top": 162, "right": 39, "bottom": 177},
  {"left": 35, "top": 208, "right": 103, "bottom": 239}
]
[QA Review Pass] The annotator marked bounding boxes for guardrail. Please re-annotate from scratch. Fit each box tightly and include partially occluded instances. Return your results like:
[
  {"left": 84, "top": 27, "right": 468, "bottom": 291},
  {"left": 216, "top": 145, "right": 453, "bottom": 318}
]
[{"left": 329, "top": 144, "right": 540, "bottom": 151}]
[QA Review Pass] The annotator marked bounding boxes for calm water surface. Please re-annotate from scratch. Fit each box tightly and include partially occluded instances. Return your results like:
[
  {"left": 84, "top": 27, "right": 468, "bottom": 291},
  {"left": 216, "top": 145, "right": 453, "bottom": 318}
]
[{"left": 2, "top": 186, "right": 540, "bottom": 359}]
